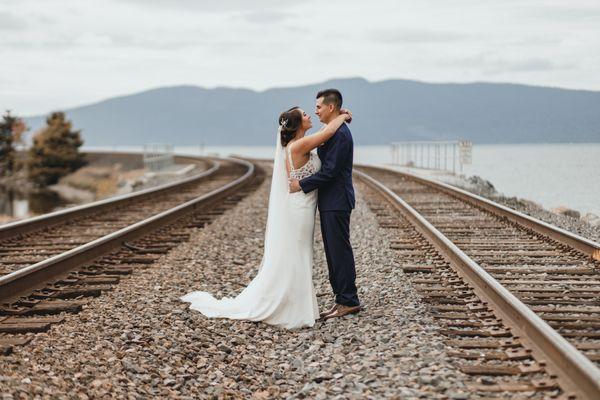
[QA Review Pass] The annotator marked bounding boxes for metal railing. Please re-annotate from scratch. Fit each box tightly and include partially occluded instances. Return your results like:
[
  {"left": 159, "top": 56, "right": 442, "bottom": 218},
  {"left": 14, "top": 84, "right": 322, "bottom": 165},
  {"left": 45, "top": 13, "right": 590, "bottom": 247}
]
[
  {"left": 390, "top": 140, "right": 472, "bottom": 174},
  {"left": 143, "top": 143, "right": 174, "bottom": 171}
]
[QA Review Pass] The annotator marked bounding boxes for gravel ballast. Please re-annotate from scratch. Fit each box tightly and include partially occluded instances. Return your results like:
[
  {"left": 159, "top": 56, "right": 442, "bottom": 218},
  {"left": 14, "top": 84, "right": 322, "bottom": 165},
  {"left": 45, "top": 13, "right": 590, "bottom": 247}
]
[{"left": 0, "top": 163, "right": 468, "bottom": 399}]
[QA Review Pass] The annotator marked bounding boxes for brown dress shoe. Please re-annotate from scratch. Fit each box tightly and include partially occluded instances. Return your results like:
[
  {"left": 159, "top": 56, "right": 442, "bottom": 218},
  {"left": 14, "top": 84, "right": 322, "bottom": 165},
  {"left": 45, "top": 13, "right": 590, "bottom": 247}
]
[
  {"left": 323, "top": 304, "right": 361, "bottom": 320},
  {"left": 319, "top": 303, "right": 339, "bottom": 319}
]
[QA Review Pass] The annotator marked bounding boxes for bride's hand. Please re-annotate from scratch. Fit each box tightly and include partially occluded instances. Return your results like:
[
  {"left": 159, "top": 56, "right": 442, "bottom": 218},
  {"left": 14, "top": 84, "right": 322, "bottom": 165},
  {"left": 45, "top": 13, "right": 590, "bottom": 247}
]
[{"left": 340, "top": 108, "right": 352, "bottom": 123}]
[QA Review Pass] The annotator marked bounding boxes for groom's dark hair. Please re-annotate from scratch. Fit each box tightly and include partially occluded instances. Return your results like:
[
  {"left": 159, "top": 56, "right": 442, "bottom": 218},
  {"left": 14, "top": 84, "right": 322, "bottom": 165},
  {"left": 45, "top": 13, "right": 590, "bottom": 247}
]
[{"left": 316, "top": 89, "right": 342, "bottom": 110}]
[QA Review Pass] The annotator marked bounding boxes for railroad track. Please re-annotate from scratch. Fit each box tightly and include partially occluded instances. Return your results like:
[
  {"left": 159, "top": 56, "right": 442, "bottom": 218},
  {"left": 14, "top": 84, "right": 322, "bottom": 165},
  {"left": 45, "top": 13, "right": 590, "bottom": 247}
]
[
  {"left": 0, "top": 155, "right": 263, "bottom": 355},
  {"left": 0, "top": 152, "right": 214, "bottom": 244},
  {"left": 355, "top": 165, "right": 600, "bottom": 400}
]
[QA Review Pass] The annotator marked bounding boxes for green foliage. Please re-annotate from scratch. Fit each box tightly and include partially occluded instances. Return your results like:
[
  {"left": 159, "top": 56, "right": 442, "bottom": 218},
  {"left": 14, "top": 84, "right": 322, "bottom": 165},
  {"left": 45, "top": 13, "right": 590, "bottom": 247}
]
[
  {"left": 28, "top": 112, "right": 86, "bottom": 187},
  {"left": 0, "top": 110, "right": 26, "bottom": 176}
]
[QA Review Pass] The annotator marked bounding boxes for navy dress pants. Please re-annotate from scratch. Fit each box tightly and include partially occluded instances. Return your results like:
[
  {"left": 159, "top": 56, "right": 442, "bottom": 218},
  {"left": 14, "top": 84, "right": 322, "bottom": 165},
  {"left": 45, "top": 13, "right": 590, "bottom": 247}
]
[{"left": 319, "top": 210, "right": 360, "bottom": 307}]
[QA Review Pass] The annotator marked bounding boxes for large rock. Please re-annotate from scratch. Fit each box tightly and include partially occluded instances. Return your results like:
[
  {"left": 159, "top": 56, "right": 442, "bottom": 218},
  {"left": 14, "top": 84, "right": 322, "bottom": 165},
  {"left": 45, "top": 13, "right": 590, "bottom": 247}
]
[
  {"left": 582, "top": 213, "right": 600, "bottom": 227},
  {"left": 551, "top": 206, "right": 581, "bottom": 219},
  {"left": 467, "top": 176, "right": 496, "bottom": 192},
  {"left": 519, "top": 199, "right": 544, "bottom": 210},
  {"left": 465, "top": 175, "right": 497, "bottom": 196}
]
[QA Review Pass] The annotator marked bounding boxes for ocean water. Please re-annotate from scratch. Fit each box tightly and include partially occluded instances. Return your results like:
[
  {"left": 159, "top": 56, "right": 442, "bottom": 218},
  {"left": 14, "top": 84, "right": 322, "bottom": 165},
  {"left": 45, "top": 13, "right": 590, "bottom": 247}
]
[
  {"left": 170, "top": 143, "right": 600, "bottom": 216},
  {"left": 461, "top": 143, "right": 599, "bottom": 216}
]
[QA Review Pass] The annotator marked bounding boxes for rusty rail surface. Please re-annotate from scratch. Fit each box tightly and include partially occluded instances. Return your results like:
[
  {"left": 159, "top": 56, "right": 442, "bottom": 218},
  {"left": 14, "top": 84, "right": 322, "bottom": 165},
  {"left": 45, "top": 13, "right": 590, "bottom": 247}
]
[
  {"left": 355, "top": 169, "right": 600, "bottom": 399},
  {"left": 0, "top": 157, "right": 255, "bottom": 303},
  {"left": 0, "top": 153, "right": 218, "bottom": 241}
]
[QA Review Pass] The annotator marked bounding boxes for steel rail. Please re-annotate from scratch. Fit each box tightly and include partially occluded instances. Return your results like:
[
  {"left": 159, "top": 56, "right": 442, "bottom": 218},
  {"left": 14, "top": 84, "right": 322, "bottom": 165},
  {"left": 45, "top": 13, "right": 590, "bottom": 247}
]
[
  {"left": 355, "top": 169, "right": 600, "bottom": 400},
  {"left": 0, "top": 154, "right": 219, "bottom": 241},
  {"left": 358, "top": 165, "right": 600, "bottom": 261},
  {"left": 0, "top": 158, "right": 255, "bottom": 303}
]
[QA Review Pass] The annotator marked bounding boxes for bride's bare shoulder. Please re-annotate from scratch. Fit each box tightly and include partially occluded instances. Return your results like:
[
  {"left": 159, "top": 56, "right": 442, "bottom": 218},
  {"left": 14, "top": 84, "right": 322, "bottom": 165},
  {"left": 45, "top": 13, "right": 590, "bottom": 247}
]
[{"left": 290, "top": 137, "right": 312, "bottom": 156}]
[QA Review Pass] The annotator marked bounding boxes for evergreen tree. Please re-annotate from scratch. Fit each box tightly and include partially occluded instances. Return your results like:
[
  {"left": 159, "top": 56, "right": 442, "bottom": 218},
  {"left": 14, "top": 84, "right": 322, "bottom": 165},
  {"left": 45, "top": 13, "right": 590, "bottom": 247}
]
[
  {"left": 28, "top": 112, "right": 86, "bottom": 186},
  {"left": 0, "top": 110, "right": 25, "bottom": 176}
]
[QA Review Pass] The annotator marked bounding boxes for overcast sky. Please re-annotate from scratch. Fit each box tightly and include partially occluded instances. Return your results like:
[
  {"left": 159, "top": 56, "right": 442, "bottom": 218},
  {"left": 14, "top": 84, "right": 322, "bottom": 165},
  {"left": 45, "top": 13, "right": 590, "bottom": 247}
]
[{"left": 2, "top": 0, "right": 600, "bottom": 115}]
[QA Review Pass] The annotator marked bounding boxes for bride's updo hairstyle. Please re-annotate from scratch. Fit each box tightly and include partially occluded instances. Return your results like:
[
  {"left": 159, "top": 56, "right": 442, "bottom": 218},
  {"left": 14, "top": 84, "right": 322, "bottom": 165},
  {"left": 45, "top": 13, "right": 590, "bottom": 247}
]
[{"left": 278, "top": 106, "right": 302, "bottom": 147}]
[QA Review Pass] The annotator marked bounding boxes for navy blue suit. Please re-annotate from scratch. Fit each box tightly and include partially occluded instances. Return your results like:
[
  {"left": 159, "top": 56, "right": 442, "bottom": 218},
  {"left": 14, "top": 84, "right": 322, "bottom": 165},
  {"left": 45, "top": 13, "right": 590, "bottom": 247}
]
[{"left": 300, "top": 123, "right": 359, "bottom": 307}]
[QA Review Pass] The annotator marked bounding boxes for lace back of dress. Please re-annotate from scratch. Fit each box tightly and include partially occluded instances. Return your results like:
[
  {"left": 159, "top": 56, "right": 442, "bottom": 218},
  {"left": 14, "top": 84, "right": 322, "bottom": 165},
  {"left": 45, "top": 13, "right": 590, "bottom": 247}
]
[{"left": 287, "top": 144, "right": 318, "bottom": 181}]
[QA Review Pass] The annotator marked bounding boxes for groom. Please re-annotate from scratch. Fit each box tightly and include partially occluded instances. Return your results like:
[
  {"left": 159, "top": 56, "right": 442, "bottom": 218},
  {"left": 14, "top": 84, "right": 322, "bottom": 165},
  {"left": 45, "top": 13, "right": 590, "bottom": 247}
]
[{"left": 289, "top": 88, "right": 361, "bottom": 319}]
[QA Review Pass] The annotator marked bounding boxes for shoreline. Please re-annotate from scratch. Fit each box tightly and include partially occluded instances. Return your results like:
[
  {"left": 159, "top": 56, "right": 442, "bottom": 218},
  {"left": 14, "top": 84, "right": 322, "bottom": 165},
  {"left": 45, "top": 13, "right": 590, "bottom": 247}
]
[
  {"left": 0, "top": 162, "right": 201, "bottom": 225},
  {"left": 388, "top": 165, "right": 600, "bottom": 244},
  {"left": 459, "top": 180, "right": 600, "bottom": 243}
]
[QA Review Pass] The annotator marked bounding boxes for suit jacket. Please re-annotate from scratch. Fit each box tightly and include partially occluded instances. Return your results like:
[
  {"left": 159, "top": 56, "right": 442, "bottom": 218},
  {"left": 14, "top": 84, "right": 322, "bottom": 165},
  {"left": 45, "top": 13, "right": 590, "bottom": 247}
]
[{"left": 299, "top": 123, "right": 356, "bottom": 212}]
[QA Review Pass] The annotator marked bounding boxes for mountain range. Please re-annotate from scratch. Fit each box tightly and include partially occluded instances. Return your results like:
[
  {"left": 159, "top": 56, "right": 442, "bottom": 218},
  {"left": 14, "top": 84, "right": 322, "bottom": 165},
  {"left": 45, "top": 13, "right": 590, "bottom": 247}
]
[{"left": 23, "top": 78, "right": 600, "bottom": 146}]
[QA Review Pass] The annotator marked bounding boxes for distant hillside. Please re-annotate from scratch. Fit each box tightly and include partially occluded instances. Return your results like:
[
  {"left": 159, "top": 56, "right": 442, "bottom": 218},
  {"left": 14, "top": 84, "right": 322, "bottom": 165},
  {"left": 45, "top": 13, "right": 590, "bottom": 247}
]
[{"left": 24, "top": 78, "right": 600, "bottom": 145}]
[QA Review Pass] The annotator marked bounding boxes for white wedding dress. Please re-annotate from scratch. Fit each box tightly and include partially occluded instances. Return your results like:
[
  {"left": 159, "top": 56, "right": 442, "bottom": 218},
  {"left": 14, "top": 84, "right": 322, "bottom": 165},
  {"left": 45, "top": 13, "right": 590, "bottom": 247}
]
[{"left": 180, "top": 132, "right": 321, "bottom": 329}]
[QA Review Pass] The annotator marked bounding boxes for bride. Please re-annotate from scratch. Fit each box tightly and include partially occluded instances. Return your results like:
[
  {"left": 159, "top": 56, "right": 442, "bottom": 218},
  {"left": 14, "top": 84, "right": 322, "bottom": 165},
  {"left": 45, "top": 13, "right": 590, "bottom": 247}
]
[{"left": 180, "top": 106, "right": 352, "bottom": 329}]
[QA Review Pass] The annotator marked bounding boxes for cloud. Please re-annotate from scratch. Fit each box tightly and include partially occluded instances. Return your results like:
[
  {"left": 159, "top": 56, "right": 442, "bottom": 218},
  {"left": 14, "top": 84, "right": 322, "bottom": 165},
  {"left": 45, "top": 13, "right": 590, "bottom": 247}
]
[
  {"left": 2, "top": 0, "right": 600, "bottom": 114},
  {"left": 0, "top": 11, "right": 27, "bottom": 30},
  {"left": 526, "top": 5, "right": 600, "bottom": 21},
  {"left": 73, "top": 32, "right": 113, "bottom": 47},
  {"left": 120, "top": 0, "right": 303, "bottom": 12},
  {"left": 449, "top": 54, "right": 574, "bottom": 75},
  {"left": 370, "top": 28, "right": 474, "bottom": 44},
  {"left": 239, "top": 10, "right": 294, "bottom": 24},
  {"left": 503, "top": 58, "right": 558, "bottom": 73},
  {"left": 102, "top": 33, "right": 213, "bottom": 50},
  {"left": 0, "top": 33, "right": 206, "bottom": 51},
  {"left": 508, "top": 36, "right": 563, "bottom": 47}
]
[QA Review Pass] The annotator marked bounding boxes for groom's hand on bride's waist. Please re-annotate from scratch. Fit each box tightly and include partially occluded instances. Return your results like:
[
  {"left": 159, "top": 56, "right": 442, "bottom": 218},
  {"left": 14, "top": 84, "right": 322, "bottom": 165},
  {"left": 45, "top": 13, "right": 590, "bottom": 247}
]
[{"left": 289, "top": 178, "right": 301, "bottom": 193}]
